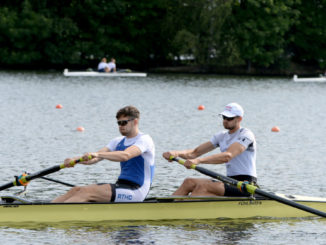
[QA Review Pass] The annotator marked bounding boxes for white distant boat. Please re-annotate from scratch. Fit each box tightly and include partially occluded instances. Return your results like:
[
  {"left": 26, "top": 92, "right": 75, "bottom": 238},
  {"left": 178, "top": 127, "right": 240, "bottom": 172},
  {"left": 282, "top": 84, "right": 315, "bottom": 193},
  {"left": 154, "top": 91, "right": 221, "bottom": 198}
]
[
  {"left": 293, "top": 74, "right": 326, "bottom": 82},
  {"left": 63, "top": 69, "right": 147, "bottom": 77}
]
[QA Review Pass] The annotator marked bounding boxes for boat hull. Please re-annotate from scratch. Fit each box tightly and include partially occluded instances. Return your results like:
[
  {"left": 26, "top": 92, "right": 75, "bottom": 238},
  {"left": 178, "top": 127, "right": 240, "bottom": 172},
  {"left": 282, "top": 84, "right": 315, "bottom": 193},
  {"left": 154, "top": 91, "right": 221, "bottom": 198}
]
[
  {"left": 1, "top": 196, "right": 326, "bottom": 223},
  {"left": 63, "top": 69, "right": 147, "bottom": 77}
]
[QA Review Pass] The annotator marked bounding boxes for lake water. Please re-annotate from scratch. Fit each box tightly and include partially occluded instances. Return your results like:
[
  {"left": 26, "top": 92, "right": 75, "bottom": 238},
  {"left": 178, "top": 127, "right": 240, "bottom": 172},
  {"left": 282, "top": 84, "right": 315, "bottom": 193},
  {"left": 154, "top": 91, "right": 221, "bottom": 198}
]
[{"left": 0, "top": 71, "right": 325, "bottom": 244}]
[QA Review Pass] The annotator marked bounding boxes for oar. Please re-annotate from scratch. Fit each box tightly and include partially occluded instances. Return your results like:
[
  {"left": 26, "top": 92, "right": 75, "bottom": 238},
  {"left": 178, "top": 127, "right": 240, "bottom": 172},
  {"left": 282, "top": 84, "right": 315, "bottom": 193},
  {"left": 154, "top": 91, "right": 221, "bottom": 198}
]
[
  {"left": 39, "top": 176, "right": 75, "bottom": 187},
  {"left": 0, "top": 156, "right": 90, "bottom": 191},
  {"left": 171, "top": 157, "right": 326, "bottom": 218}
]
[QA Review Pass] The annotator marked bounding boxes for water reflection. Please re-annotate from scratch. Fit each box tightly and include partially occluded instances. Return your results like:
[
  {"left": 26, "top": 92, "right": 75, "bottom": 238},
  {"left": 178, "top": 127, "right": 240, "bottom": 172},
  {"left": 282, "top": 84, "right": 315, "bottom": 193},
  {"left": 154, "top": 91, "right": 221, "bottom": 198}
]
[
  {"left": 110, "top": 226, "right": 153, "bottom": 245},
  {"left": 1, "top": 217, "right": 325, "bottom": 244},
  {"left": 0, "top": 218, "right": 305, "bottom": 244}
]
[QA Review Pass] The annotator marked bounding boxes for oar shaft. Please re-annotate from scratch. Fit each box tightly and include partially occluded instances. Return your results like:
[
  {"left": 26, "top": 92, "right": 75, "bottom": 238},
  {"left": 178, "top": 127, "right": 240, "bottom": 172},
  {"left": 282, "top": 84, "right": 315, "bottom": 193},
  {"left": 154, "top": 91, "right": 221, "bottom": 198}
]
[
  {"left": 254, "top": 188, "right": 326, "bottom": 218},
  {"left": 0, "top": 165, "right": 62, "bottom": 191},
  {"left": 0, "top": 158, "right": 85, "bottom": 191},
  {"left": 172, "top": 157, "right": 326, "bottom": 218},
  {"left": 172, "top": 157, "right": 240, "bottom": 186},
  {"left": 25, "top": 165, "right": 62, "bottom": 182},
  {"left": 0, "top": 182, "right": 15, "bottom": 191}
]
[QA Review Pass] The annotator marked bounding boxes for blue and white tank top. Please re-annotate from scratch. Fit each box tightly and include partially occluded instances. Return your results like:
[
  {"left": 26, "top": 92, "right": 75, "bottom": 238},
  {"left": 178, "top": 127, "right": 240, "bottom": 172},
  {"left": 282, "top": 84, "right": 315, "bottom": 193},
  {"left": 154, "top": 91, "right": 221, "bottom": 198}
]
[{"left": 106, "top": 132, "right": 155, "bottom": 187}]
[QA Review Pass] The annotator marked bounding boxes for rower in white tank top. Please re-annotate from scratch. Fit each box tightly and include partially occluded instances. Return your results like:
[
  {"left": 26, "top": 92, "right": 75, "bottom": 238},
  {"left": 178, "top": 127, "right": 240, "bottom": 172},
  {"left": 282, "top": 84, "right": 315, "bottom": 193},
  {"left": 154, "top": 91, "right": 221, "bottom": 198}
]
[{"left": 210, "top": 127, "right": 256, "bottom": 178}]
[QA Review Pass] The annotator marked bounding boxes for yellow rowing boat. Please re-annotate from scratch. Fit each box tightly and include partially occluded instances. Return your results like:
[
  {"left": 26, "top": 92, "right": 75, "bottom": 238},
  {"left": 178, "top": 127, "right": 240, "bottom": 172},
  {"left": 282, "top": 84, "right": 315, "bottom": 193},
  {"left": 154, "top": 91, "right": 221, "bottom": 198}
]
[
  {"left": 1, "top": 194, "right": 326, "bottom": 223},
  {"left": 1, "top": 158, "right": 326, "bottom": 223}
]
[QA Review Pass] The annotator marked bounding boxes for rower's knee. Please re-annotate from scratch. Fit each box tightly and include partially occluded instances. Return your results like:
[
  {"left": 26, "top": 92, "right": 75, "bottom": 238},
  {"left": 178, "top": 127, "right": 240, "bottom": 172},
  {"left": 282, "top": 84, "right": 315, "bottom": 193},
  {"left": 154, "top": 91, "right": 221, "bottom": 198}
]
[
  {"left": 68, "top": 186, "right": 92, "bottom": 201},
  {"left": 192, "top": 181, "right": 205, "bottom": 192},
  {"left": 192, "top": 180, "right": 224, "bottom": 196},
  {"left": 213, "top": 182, "right": 225, "bottom": 196},
  {"left": 182, "top": 178, "right": 197, "bottom": 190},
  {"left": 69, "top": 186, "right": 84, "bottom": 194}
]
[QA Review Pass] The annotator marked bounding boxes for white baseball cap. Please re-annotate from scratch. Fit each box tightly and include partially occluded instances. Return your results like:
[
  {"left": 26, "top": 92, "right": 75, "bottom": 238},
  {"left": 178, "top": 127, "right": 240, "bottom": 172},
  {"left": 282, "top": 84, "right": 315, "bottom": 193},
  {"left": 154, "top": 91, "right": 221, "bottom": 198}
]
[{"left": 219, "top": 103, "right": 244, "bottom": 117}]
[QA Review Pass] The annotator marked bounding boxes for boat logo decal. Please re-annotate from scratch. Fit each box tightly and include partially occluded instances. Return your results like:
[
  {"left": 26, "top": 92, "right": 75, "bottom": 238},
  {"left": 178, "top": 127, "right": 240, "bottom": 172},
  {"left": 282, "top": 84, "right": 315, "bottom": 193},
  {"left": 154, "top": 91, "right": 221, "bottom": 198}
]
[
  {"left": 238, "top": 200, "right": 262, "bottom": 206},
  {"left": 3, "top": 205, "right": 19, "bottom": 208}
]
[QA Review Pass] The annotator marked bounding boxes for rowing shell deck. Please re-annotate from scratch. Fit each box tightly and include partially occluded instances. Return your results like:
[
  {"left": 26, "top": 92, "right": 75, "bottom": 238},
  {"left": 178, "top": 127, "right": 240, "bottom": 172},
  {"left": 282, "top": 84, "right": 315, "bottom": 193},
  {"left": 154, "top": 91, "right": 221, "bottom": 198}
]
[
  {"left": 1, "top": 194, "right": 326, "bottom": 223},
  {"left": 63, "top": 69, "right": 147, "bottom": 77},
  {"left": 293, "top": 74, "right": 326, "bottom": 82}
]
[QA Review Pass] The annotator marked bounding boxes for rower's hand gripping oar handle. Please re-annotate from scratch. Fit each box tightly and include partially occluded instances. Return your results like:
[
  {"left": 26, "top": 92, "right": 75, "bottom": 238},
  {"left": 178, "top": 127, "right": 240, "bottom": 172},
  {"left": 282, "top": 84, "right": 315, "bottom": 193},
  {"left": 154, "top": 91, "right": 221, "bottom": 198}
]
[
  {"left": 169, "top": 156, "right": 196, "bottom": 169},
  {"left": 169, "top": 156, "right": 258, "bottom": 195},
  {"left": 59, "top": 154, "right": 93, "bottom": 169}
]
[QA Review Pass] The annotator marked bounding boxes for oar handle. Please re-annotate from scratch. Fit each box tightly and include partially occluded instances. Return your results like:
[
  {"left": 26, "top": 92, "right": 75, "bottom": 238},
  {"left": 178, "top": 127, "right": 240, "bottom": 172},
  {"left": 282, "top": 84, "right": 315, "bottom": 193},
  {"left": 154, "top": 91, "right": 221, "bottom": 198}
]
[
  {"left": 59, "top": 155, "right": 93, "bottom": 169},
  {"left": 169, "top": 156, "right": 196, "bottom": 169}
]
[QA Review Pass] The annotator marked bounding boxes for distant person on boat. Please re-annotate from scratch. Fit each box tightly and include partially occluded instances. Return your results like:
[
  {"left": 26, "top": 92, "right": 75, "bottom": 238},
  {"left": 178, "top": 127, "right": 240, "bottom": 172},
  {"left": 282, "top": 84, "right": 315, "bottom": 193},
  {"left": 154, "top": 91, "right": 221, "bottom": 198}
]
[
  {"left": 97, "top": 57, "right": 110, "bottom": 72},
  {"left": 107, "top": 58, "right": 116, "bottom": 72},
  {"left": 163, "top": 102, "right": 257, "bottom": 197},
  {"left": 52, "top": 106, "right": 155, "bottom": 203}
]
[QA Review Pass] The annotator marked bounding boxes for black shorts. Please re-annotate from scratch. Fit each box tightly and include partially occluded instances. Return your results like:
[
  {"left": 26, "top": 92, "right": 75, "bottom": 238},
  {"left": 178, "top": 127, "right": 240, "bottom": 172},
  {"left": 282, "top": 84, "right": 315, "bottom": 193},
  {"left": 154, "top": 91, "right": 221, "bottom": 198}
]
[{"left": 214, "top": 175, "right": 258, "bottom": 197}]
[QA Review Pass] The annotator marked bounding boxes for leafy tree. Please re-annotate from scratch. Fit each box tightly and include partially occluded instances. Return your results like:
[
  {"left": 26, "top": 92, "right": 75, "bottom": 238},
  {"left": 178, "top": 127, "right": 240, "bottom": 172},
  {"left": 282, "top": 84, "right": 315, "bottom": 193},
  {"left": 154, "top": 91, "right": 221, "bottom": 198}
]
[
  {"left": 0, "top": 0, "right": 325, "bottom": 72},
  {"left": 0, "top": 0, "right": 167, "bottom": 69},
  {"left": 290, "top": 0, "right": 326, "bottom": 69},
  {"left": 229, "top": 0, "right": 300, "bottom": 71},
  {"left": 165, "top": 0, "right": 233, "bottom": 65},
  {"left": 0, "top": 0, "right": 52, "bottom": 65}
]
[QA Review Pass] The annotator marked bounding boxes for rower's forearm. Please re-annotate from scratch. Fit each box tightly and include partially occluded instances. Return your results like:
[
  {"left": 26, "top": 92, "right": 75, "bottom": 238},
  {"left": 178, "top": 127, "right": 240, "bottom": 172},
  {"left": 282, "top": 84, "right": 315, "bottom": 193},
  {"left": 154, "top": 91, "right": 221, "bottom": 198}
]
[
  {"left": 197, "top": 152, "right": 231, "bottom": 165},
  {"left": 176, "top": 149, "right": 198, "bottom": 159},
  {"left": 96, "top": 151, "right": 130, "bottom": 162}
]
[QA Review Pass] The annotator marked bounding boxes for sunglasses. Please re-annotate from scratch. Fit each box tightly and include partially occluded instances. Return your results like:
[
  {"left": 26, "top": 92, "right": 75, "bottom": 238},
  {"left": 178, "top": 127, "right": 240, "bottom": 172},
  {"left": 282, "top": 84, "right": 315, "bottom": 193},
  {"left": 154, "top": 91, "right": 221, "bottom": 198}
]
[
  {"left": 222, "top": 115, "right": 237, "bottom": 121},
  {"left": 117, "top": 118, "right": 134, "bottom": 126}
]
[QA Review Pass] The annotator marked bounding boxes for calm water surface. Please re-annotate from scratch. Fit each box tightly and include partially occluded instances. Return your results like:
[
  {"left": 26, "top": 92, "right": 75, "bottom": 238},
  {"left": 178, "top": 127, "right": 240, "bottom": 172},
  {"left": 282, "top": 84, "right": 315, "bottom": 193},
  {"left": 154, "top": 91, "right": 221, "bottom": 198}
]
[{"left": 0, "top": 71, "right": 325, "bottom": 244}]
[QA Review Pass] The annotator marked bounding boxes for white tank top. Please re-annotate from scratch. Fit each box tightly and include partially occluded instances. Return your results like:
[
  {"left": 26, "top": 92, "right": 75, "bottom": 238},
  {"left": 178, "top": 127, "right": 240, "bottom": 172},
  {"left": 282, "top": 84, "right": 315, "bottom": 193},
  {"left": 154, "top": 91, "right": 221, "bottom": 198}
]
[{"left": 210, "top": 127, "right": 257, "bottom": 177}]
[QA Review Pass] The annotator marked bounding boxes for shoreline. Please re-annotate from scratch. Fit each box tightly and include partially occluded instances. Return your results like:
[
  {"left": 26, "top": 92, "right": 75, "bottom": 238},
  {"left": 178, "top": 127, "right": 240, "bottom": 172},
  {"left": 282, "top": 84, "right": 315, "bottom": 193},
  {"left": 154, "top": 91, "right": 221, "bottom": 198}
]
[
  {"left": 0, "top": 63, "right": 324, "bottom": 77},
  {"left": 149, "top": 63, "right": 325, "bottom": 77}
]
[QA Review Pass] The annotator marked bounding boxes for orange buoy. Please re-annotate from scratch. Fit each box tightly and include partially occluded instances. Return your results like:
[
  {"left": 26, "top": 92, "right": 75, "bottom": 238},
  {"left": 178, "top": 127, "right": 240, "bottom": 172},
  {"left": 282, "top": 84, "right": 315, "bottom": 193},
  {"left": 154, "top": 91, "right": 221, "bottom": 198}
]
[
  {"left": 271, "top": 126, "right": 280, "bottom": 132},
  {"left": 56, "top": 104, "right": 63, "bottom": 109},
  {"left": 76, "top": 126, "right": 85, "bottom": 132},
  {"left": 198, "top": 105, "right": 205, "bottom": 110}
]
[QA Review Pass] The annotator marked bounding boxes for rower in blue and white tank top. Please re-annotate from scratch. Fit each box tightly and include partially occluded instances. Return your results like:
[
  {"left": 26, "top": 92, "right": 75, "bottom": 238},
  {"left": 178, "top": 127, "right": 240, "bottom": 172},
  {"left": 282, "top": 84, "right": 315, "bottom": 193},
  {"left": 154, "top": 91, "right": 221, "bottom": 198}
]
[{"left": 107, "top": 132, "right": 155, "bottom": 202}]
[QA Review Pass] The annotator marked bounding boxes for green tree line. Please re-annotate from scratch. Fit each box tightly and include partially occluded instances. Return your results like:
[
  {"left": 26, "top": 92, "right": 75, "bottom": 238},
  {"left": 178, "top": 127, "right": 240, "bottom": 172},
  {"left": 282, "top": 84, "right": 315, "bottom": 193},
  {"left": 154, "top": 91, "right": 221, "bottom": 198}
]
[{"left": 0, "top": 0, "right": 325, "bottom": 72}]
